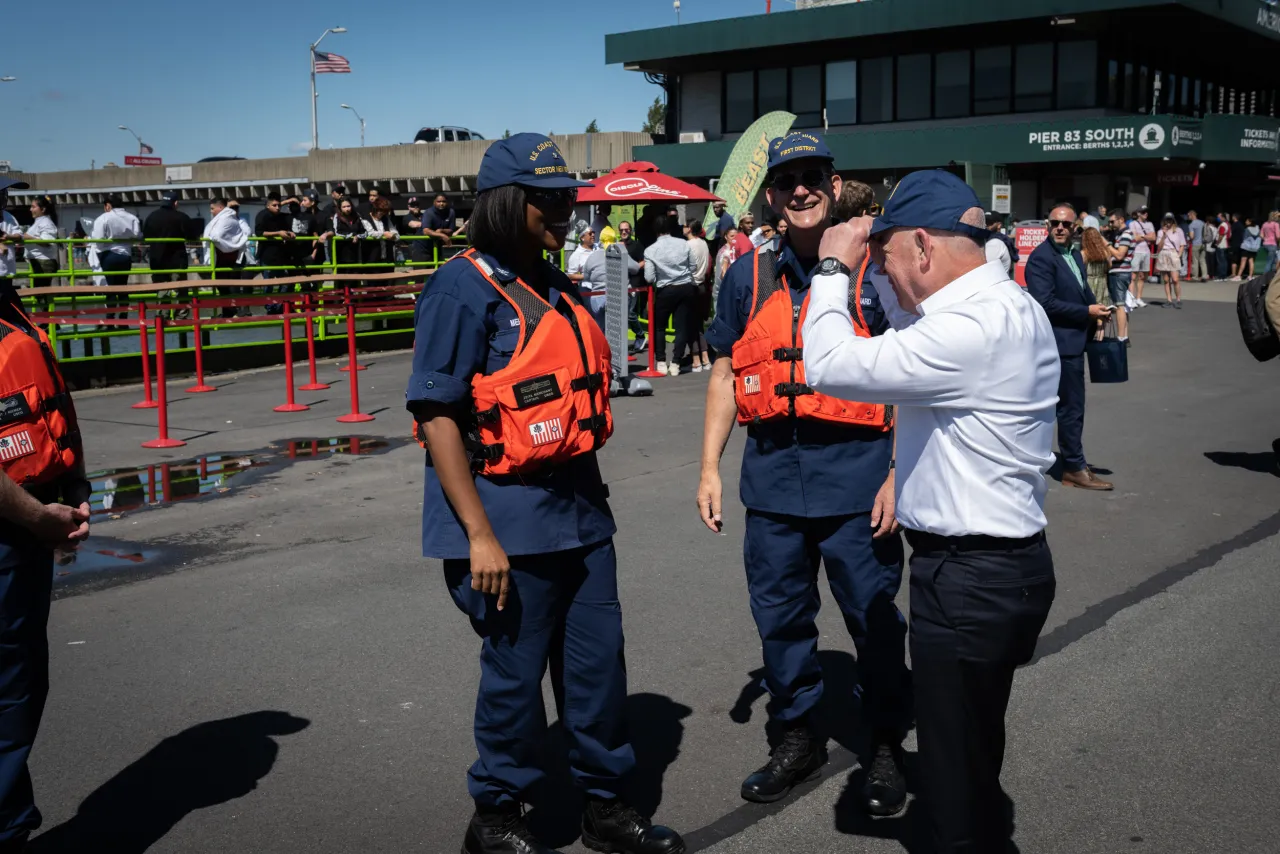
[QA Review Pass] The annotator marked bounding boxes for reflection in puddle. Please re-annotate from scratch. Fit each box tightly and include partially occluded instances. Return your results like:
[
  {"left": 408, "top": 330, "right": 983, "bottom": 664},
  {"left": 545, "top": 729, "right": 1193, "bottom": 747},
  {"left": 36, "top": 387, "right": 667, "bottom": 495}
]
[
  {"left": 88, "top": 436, "right": 395, "bottom": 521},
  {"left": 56, "top": 547, "right": 152, "bottom": 577}
]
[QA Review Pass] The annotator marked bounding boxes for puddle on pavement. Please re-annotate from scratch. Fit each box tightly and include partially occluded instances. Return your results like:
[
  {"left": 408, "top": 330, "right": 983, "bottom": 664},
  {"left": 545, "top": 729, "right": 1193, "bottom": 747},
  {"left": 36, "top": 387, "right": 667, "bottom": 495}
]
[
  {"left": 55, "top": 546, "right": 152, "bottom": 577},
  {"left": 88, "top": 436, "right": 400, "bottom": 522}
]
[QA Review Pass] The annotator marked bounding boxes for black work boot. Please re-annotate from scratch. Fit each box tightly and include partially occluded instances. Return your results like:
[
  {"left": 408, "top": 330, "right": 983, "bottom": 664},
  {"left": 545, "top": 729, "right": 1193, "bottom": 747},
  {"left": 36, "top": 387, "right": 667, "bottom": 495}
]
[
  {"left": 740, "top": 723, "right": 826, "bottom": 803},
  {"left": 581, "top": 797, "right": 686, "bottom": 854},
  {"left": 462, "top": 803, "right": 562, "bottom": 854},
  {"left": 861, "top": 740, "right": 907, "bottom": 817}
]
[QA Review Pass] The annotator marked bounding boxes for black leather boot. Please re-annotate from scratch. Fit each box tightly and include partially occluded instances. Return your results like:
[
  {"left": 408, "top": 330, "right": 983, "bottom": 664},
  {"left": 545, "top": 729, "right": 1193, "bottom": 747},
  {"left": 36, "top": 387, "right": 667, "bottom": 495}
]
[
  {"left": 580, "top": 797, "right": 685, "bottom": 854},
  {"left": 461, "top": 803, "right": 562, "bottom": 854},
  {"left": 740, "top": 723, "right": 826, "bottom": 803},
  {"left": 861, "top": 741, "right": 907, "bottom": 817}
]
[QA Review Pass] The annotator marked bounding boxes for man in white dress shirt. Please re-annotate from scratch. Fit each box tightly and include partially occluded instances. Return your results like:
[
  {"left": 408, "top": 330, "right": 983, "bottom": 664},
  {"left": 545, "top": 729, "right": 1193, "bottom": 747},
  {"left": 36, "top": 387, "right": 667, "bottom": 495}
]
[{"left": 802, "top": 169, "right": 1059, "bottom": 854}]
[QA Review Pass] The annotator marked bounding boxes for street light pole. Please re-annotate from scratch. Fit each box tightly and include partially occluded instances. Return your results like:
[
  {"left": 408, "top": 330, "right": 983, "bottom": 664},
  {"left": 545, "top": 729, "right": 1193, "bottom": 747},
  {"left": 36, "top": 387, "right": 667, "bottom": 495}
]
[
  {"left": 117, "top": 124, "right": 146, "bottom": 155},
  {"left": 310, "top": 26, "right": 347, "bottom": 151},
  {"left": 341, "top": 104, "right": 365, "bottom": 147}
]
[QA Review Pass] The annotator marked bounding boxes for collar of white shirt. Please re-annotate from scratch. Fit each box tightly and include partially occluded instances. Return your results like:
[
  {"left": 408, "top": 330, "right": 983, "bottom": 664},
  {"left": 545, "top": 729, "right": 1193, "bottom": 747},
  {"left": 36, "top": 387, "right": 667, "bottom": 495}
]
[{"left": 915, "top": 260, "right": 1007, "bottom": 317}]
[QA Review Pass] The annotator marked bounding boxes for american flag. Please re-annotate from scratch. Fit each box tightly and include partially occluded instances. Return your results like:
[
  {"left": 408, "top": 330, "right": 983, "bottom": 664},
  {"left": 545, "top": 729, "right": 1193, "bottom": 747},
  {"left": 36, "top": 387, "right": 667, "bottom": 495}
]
[
  {"left": 528, "top": 418, "right": 564, "bottom": 447},
  {"left": 139, "top": 141, "right": 154, "bottom": 155},
  {"left": 743, "top": 375, "right": 761, "bottom": 395},
  {"left": 314, "top": 51, "right": 352, "bottom": 74},
  {"left": 0, "top": 431, "right": 34, "bottom": 462}
]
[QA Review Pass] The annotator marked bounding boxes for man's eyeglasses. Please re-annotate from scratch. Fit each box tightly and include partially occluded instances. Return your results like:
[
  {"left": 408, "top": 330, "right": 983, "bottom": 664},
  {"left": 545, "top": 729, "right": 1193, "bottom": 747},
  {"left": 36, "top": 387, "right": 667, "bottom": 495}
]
[
  {"left": 1048, "top": 218, "right": 1077, "bottom": 230},
  {"left": 522, "top": 186, "right": 577, "bottom": 207},
  {"left": 770, "top": 169, "right": 831, "bottom": 193}
]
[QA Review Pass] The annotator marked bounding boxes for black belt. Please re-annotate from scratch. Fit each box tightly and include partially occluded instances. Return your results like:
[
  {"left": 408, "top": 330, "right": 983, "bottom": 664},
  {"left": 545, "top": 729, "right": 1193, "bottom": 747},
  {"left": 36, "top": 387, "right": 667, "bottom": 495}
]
[{"left": 905, "top": 529, "right": 1045, "bottom": 553}]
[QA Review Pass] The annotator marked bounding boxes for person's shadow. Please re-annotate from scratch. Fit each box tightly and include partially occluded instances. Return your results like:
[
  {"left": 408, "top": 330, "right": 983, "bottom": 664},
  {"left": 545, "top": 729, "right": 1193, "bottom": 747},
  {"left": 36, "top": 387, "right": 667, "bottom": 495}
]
[
  {"left": 1204, "top": 450, "right": 1280, "bottom": 477},
  {"left": 526, "top": 693, "right": 692, "bottom": 848},
  {"left": 29, "top": 710, "right": 310, "bottom": 854}
]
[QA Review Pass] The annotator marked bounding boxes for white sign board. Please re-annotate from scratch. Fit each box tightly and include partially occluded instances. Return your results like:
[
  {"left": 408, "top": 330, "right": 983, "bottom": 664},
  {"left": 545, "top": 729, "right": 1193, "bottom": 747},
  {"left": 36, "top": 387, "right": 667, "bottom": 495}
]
[
  {"left": 991, "top": 184, "right": 1012, "bottom": 215},
  {"left": 165, "top": 165, "right": 192, "bottom": 182}
]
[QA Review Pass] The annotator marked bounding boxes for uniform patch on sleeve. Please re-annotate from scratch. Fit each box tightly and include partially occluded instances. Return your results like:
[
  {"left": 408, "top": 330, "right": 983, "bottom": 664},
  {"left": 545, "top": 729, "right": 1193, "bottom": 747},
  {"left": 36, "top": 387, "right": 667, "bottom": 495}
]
[
  {"left": 743, "top": 375, "right": 761, "bottom": 395},
  {"left": 0, "top": 431, "right": 35, "bottom": 462},
  {"left": 528, "top": 418, "right": 564, "bottom": 447}
]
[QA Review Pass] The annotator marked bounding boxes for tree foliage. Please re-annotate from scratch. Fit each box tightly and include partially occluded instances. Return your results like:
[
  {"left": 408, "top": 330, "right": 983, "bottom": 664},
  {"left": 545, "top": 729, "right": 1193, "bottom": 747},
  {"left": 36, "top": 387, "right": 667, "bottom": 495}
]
[{"left": 641, "top": 97, "right": 665, "bottom": 135}]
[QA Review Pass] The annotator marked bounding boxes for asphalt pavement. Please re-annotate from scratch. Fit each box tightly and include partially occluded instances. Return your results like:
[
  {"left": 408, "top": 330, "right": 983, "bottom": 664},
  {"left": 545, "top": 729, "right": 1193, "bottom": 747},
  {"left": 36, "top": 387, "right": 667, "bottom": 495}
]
[{"left": 25, "top": 291, "right": 1280, "bottom": 853}]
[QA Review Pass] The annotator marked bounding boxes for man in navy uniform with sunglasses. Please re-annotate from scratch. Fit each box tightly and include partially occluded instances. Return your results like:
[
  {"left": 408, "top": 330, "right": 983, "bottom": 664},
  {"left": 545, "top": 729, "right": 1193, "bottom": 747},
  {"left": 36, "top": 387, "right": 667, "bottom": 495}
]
[{"left": 697, "top": 132, "right": 911, "bottom": 815}]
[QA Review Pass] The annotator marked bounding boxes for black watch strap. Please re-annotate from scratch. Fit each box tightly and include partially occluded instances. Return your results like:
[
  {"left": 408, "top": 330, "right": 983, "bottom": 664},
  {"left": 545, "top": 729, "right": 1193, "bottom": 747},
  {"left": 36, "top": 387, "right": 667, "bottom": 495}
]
[{"left": 818, "top": 257, "right": 851, "bottom": 277}]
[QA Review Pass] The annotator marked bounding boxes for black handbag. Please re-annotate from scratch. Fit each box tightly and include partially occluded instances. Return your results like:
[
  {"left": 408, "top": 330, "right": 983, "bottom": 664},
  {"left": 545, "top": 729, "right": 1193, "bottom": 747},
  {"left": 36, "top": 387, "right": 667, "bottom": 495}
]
[{"left": 1086, "top": 314, "right": 1128, "bottom": 383}]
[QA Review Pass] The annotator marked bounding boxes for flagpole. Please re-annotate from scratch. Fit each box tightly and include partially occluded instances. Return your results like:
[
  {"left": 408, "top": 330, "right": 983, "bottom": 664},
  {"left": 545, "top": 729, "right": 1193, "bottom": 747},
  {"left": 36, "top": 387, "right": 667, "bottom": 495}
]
[{"left": 309, "top": 26, "right": 346, "bottom": 151}]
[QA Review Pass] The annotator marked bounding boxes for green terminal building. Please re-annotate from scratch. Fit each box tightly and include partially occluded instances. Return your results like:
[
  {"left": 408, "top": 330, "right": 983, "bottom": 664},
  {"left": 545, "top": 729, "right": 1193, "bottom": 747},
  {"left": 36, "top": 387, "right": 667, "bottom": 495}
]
[{"left": 605, "top": 0, "right": 1280, "bottom": 219}]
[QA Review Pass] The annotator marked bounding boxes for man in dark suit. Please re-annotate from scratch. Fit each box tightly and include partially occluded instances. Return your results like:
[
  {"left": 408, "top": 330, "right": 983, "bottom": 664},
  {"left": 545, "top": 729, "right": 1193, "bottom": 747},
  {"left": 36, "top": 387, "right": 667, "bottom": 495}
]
[{"left": 1026, "top": 203, "right": 1115, "bottom": 490}]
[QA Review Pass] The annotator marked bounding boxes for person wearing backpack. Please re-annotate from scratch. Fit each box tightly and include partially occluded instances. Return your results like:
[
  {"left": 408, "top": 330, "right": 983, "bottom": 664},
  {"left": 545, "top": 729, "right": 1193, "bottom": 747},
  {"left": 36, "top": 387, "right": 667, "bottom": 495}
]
[{"left": 1235, "top": 216, "right": 1262, "bottom": 282}]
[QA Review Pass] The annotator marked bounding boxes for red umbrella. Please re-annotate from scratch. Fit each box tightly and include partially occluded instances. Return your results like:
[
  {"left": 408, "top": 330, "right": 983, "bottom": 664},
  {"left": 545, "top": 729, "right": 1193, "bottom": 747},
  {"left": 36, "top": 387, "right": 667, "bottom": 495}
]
[{"left": 577, "top": 161, "right": 722, "bottom": 203}]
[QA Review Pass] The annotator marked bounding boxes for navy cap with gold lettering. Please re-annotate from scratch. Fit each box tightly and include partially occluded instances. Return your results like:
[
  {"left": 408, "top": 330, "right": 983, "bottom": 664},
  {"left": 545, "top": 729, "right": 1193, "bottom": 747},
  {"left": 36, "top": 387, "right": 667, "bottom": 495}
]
[
  {"left": 766, "top": 131, "right": 835, "bottom": 173},
  {"left": 476, "top": 133, "right": 592, "bottom": 193}
]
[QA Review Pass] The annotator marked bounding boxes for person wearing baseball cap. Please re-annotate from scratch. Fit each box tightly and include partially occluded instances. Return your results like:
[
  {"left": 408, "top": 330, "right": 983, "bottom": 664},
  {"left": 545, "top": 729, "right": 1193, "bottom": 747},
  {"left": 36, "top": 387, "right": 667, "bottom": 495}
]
[
  {"left": 406, "top": 133, "right": 684, "bottom": 854},
  {"left": 143, "top": 190, "right": 194, "bottom": 316},
  {"left": 698, "top": 130, "right": 911, "bottom": 814},
  {"left": 802, "top": 168, "right": 1060, "bottom": 854}
]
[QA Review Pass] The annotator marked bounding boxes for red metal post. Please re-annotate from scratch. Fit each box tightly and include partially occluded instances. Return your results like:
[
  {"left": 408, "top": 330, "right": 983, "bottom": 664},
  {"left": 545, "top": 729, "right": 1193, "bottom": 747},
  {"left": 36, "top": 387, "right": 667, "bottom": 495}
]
[
  {"left": 146, "top": 464, "right": 156, "bottom": 504},
  {"left": 298, "top": 293, "right": 330, "bottom": 391},
  {"left": 186, "top": 295, "right": 216, "bottom": 393},
  {"left": 339, "top": 285, "right": 368, "bottom": 372},
  {"left": 141, "top": 315, "right": 186, "bottom": 449},
  {"left": 635, "top": 286, "right": 664, "bottom": 378},
  {"left": 160, "top": 463, "right": 173, "bottom": 505},
  {"left": 132, "top": 302, "right": 159, "bottom": 409},
  {"left": 337, "top": 295, "right": 375, "bottom": 423},
  {"left": 273, "top": 300, "right": 310, "bottom": 413},
  {"left": 199, "top": 455, "right": 208, "bottom": 481}
]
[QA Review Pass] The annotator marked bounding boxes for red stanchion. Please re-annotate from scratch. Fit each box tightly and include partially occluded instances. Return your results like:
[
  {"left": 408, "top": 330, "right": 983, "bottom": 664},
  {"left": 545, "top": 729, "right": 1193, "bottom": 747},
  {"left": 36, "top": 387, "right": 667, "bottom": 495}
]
[
  {"left": 146, "top": 464, "right": 156, "bottom": 504},
  {"left": 160, "top": 463, "right": 173, "bottom": 504},
  {"left": 337, "top": 293, "right": 374, "bottom": 423},
  {"left": 273, "top": 300, "right": 310, "bottom": 413},
  {"left": 132, "top": 302, "right": 159, "bottom": 409},
  {"left": 185, "top": 295, "right": 216, "bottom": 393},
  {"left": 298, "top": 293, "right": 330, "bottom": 391},
  {"left": 339, "top": 286, "right": 368, "bottom": 372},
  {"left": 635, "top": 286, "right": 664, "bottom": 378},
  {"left": 141, "top": 315, "right": 186, "bottom": 449},
  {"left": 199, "top": 455, "right": 208, "bottom": 481}
]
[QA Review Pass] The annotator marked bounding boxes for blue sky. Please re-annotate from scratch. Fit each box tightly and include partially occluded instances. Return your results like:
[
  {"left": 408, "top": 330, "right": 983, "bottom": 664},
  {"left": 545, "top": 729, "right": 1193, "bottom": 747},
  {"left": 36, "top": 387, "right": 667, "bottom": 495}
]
[{"left": 0, "top": 0, "right": 770, "bottom": 173}]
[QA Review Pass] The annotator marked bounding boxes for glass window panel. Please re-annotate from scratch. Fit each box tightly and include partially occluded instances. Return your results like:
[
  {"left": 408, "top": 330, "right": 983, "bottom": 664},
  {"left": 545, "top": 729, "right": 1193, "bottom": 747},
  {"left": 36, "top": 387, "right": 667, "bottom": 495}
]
[
  {"left": 791, "top": 65, "right": 822, "bottom": 127},
  {"left": 1056, "top": 41, "right": 1096, "bottom": 109},
  {"left": 1107, "top": 60, "right": 1119, "bottom": 108},
  {"left": 759, "top": 68, "right": 788, "bottom": 115},
  {"left": 825, "top": 61, "right": 858, "bottom": 125},
  {"left": 725, "top": 71, "right": 754, "bottom": 132},
  {"left": 897, "top": 54, "right": 932, "bottom": 121},
  {"left": 1123, "top": 62, "right": 1135, "bottom": 111},
  {"left": 1181, "top": 77, "right": 1190, "bottom": 114},
  {"left": 1166, "top": 73, "right": 1178, "bottom": 113},
  {"left": 1137, "top": 65, "right": 1149, "bottom": 112},
  {"left": 859, "top": 57, "right": 893, "bottom": 123},
  {"left": 1015, "top": 42, "right": 1054, "bottom": 111},
  {"left": 974, "top": 46, "right": 1012, "bottom": 115},
  {"left": 935, "top": 50, "right": 972, "bottom": 118}
]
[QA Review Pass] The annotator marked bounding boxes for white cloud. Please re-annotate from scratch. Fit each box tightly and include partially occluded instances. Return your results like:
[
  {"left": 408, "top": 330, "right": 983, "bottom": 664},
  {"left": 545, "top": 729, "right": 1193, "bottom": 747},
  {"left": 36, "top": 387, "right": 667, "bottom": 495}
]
[{"left": 288, "top": 141, "right": 314, "bottom": 154}]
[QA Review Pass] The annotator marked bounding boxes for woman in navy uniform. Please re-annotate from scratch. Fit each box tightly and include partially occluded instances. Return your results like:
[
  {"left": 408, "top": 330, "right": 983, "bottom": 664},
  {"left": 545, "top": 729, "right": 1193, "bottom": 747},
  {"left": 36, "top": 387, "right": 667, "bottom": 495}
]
[{"left": 406, "top": 135, "right": 684, "bottom": 854}]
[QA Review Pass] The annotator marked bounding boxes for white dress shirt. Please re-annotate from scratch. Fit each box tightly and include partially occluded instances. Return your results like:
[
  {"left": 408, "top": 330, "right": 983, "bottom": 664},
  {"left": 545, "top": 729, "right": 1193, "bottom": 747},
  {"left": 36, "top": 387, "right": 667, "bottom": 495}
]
[
  {"left": 803, "top": 260, "right": 1060, "bottom": 538},
  {"left": 202, "top": 207, "right": 249, "bottom": 263},
  {"left": 91, "top": 208, "right": 142, "bottom": 257},
  {"left": 984, "top": 235, "right": 1011, "bottom": 275},
  {"left": 0, "top": 213, "right": 22, "bottom": 277},
  {"left": 24, "top": 216, "right": 59, "bottom": 263}
]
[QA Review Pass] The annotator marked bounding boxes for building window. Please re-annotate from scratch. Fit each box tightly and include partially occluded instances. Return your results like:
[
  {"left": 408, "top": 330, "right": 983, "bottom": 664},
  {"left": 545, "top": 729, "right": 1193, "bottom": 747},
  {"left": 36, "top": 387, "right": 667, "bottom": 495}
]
[
  {"left": 935, "top": 50, "right": 972, "bottom": 118},
  {"left": 1165, "top": 73, "right": 1178, "bottom": 113},
  {"left": 1015, "top": 43, "right": 1054, "bottom": 111},
  {"left": 1181, "top": 76, "right": 1190, "bottom": 115},
  {"left": 897, "top": 54, "right": 932, "bottom": 121},
  {"left": 825, "top": 61, "right": 858, "bottom": 125},
  {"left": 792, "top": 65, "right": 822, "bottom": 127},
  {"left": 1056, "top": 41, "right": 1096, "bottom": 109},
  {"left": 1107, "top": 60, "right": 1119, "bottom": 108},
  {"left": 725, "top": 71, "right": 755, "bottom": 133},
  {"left": 975, "top": 46, "right": 1012, "bottom": 115},
  {"left": 860, "top": 56, "right": 893, "bottom": 123},
  {"left": 1123, "top": 62, "right": 1135, "bottom": 111},
  {"left": 1193, "top": 79, "right": 1203, "bottom": 116},
  {"left": 759, "top": 68, "right": 788, "bottom": 116}
]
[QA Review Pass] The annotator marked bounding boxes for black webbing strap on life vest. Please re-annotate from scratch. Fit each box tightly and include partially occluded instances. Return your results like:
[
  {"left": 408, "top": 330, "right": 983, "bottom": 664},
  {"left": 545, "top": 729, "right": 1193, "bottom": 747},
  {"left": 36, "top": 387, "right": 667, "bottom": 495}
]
[
  {"left": 570, "top": 372, "right": 605, "bottom": 392},
  {"left": 774, "top": 382, "right": 815, "bottom": 397},
  {"left": 577, "top": 414, "right": 609, "bottom": 431},
  {"left": 772, "top": 347, "right": 803, "bottom": 361}
]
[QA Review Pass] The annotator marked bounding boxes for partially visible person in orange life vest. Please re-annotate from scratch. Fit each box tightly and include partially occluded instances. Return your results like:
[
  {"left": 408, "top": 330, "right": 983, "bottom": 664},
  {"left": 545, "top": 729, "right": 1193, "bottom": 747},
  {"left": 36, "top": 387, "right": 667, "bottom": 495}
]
[
  {"left": 405, "top": 135, "right": 685, "bottom": 854},
  {"left": 0, "top": 177, "right": 91, "bottom": 852}
]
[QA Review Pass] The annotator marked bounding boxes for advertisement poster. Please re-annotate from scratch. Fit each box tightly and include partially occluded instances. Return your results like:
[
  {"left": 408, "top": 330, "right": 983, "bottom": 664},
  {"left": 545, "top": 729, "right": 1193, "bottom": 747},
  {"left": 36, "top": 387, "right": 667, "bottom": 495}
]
[
  {"left": 701, "top": 110, "right": 796, "bottom": 237},
  {"left": 1013, "top": 224, "right": 1048, "bottom": 286}
]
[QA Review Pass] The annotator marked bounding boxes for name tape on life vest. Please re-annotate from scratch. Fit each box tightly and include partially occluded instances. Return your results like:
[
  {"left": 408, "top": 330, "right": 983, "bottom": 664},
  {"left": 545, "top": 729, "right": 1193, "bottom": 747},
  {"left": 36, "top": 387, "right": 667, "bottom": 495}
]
[
  {"left": 0, "top": 430, "right": 35, "bottom": 462},
  {"left": 529, "top": 418, "right": 564, "bottom": 447},
  {"left": 743, "top": 375, "right": 762, "bottom": 395},
  {"left": 0, "top": 393, "right": 32, "bottom": 428},
  {"left": 512, "top": 374, "right": 563, "bottom": 410}
]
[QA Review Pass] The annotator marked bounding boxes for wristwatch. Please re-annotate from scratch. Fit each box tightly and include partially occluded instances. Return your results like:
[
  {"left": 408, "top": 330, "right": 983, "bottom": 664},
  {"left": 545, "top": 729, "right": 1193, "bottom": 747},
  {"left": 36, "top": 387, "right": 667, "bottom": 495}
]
[{"left": 817, "top": 257, "right": 851, "bottom": 277}]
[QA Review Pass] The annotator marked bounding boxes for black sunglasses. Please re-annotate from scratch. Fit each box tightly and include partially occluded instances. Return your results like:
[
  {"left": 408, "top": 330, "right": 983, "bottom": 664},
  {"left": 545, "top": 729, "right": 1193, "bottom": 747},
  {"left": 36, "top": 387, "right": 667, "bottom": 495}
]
[
  {"left": 770, "top": 169, "right": 831, "bottom": 193},
  {"left": 1048, "top": 218, "right": 1077, "bottom": 230},
  {"left": 522, "top": 186, "right": 577, "bottom": 207}
]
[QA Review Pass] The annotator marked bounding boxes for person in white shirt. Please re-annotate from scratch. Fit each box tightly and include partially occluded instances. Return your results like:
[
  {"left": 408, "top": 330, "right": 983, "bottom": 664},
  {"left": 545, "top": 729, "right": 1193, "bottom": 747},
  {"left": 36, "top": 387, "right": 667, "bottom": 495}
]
[
  {"left": 566, "top": 226, "right": 598, "bottom": 288},
  {"left": 0, "top": 180, "right": 31, "bottom": 285},
  {"left": 1127, "top": 206, "right": 1156, "bottom": 305},
  {"left": 22, "top": 195, "right": 61, "bottom": 289},
  {"left": 802, "top": 169, "right": 1058, "bottom": 854},
  {"left": 90, "top": 195, "right": 142, "bottom": 318},
  {"left": 202, "top": 197, "right": 250, "bottom": 318},
  {"left": 982, "top": 211, "right": 1015, "bottom": 276}
]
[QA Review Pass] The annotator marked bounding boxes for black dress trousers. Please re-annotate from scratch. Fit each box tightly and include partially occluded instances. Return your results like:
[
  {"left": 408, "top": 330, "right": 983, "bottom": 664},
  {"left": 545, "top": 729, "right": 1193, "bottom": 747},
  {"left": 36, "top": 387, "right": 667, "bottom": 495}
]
[{"left": 906, "top": 530, "right": 1056, "bottom": 854}]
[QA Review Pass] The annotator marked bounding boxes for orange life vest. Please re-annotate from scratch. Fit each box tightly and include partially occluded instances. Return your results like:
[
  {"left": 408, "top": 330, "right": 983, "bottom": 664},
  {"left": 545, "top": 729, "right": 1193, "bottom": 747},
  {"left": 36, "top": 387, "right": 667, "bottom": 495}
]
[
  {"left": 0, "top": 300, "right": 82, "bottom": 487},
  {"left": 731, "top": 247, "right": 891, "bottom": 431},
  {"left": 416, "top": 250, "right": 614, "bottom": 476}
]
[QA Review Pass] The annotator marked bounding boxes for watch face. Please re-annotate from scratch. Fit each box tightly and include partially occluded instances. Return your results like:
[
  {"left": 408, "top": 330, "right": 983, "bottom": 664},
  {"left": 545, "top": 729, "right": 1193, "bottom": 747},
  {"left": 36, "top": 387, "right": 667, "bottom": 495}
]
[{"left": 819, "top": 258, "right": 845, "bottom": 275}]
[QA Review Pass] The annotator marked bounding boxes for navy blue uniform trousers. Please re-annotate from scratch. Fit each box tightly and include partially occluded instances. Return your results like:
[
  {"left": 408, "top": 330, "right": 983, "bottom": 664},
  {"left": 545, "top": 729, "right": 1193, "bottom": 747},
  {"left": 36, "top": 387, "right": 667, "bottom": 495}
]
[
  {"left": 0, "top": 522, "right": 53, "bottom": 843},
  {"left": 907, "top": 531, "right": 1056, "bottom": 854},
  {"left": 445, "top": 538, "right": 634, "bottom": 806},
  {"left": 744, "top": 510, "right": 909, "bottom": 736},
  {"left": 1057, "top": 354, "right": 1087, "bottom": 472}
]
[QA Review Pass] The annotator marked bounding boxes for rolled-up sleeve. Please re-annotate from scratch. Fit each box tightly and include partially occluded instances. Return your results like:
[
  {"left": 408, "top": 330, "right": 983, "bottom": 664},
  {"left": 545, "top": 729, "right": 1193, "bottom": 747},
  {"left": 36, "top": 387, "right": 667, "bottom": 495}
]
[{"left": 406, "top": 290, "right": 487, "bottom": 407}]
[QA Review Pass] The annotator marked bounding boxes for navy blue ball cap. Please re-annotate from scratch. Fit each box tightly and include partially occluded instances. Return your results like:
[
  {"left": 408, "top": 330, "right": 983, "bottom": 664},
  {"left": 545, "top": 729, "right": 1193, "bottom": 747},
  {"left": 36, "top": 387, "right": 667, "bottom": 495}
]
[
  {"left": 0, "top": 178, "right": 30, "bottom": 193},
  {"left": 766, "top": 132, "right": 835, "bottom": 173},
  {"left": 871, "top": 170, "right": 989, "bottom": 243},
  {"left": 476, "top": 133, "right": 591, "bottom": 193}
]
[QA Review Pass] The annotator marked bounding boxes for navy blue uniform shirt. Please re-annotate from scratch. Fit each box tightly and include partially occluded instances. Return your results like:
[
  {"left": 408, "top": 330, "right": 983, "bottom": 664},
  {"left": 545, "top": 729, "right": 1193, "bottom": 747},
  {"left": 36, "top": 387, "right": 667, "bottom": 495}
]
[
  {"left": 406, "top": 252, "right": 616, "bottom": 559},
  {"left": 705, "top": 241, "right": 894, "bottom": 518}
]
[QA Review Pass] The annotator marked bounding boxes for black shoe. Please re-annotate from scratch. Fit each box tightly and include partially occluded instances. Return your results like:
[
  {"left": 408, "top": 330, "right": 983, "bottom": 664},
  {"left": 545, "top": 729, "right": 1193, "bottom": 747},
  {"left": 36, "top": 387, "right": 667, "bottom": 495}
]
[
  {"left": 581, "top": 798, "right": 685, "bottom": 854},
  {"left": 861, "top": 741, "right": 907, "bottom": 817},
  {"left": 740, "top": 724, "right": 826, "bottom": 803},
  {"left": 461, "top": 804, "right": 562, "bottom": 854}
]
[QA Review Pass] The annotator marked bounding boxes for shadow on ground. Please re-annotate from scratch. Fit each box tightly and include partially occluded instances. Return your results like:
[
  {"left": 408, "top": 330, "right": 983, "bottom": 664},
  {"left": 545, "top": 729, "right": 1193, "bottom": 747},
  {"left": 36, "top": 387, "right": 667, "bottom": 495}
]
[
  {"left": 29, "top": 710, "right": 310, "bottom": 854},
  {"left": 1204, "top": 450, "right": 1280, "bottom": 477}
]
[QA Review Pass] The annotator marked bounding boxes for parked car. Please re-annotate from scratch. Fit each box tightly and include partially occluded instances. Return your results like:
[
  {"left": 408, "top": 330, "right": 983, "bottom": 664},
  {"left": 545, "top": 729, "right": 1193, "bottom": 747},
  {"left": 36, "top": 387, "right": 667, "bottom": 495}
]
[{"left": 413, "top": 127, "right": 485, "bottom": 144}]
